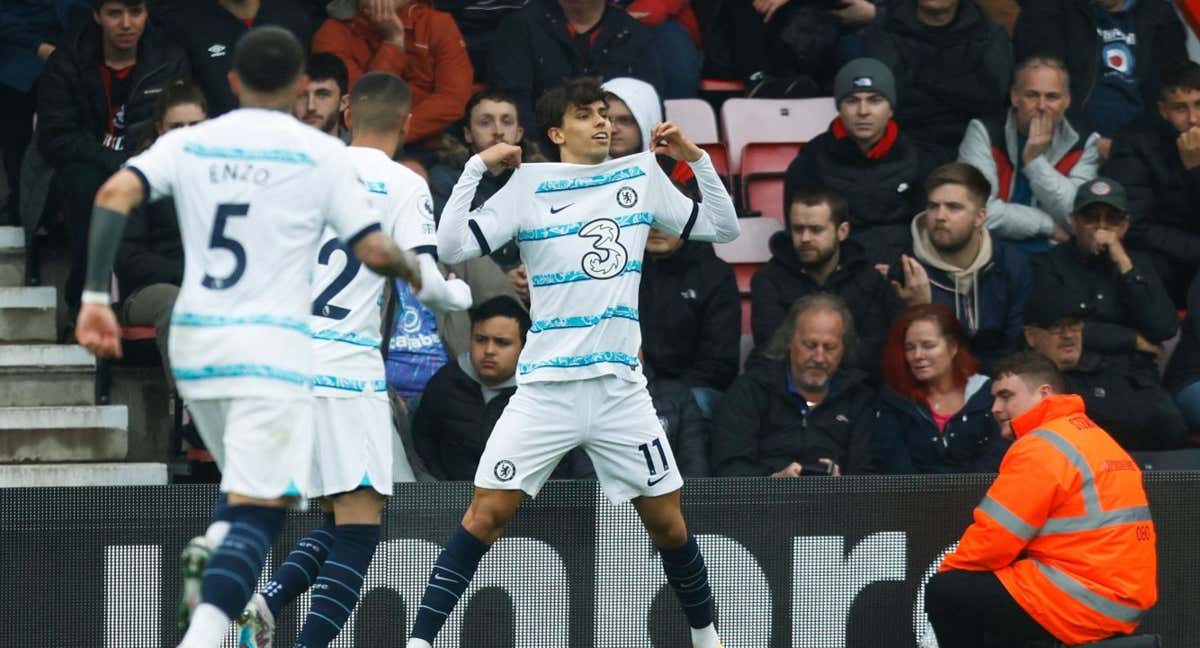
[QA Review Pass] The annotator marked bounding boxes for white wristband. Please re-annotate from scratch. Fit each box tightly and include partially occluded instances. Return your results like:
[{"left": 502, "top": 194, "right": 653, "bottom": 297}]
[{"left": 81, "top": 290, "right": 111, "bottom": 305}]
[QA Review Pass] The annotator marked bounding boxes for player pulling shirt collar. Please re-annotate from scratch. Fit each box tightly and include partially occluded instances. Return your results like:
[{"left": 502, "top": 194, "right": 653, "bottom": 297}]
[{"left": 438, "top": 149, "right": 739, "bottom": 385}]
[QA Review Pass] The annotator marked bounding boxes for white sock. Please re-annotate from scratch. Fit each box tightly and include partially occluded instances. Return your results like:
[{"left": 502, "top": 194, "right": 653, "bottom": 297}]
[
  {"left": 406, "top": 639, "right": 433, "bottom": 648},
  {"left": 177, "top": 603, "right": 230, "bottom": 647},
  {"left": 690, "top": 623, "right": 721, "bottom": 648},
  {"left": 204, "top": 520, "right": 230, "bottom": 548}
]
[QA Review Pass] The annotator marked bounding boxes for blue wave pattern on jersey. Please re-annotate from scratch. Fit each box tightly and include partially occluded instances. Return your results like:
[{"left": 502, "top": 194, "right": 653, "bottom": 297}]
[
  {"left": 312, "top": 376, "right": 390, "bottom": 392},
  {"left": 518, "top": 351, "right": 639, "bottom": 375},
  {"left": 173, "top": 364, "right": 311, "bottom": 385},
  {"left": 311, "top": 329, "right": 381, "bottom": 348},
  {"left": 531, "top": 260, "right": 643, "bottom": 287},
  {"left": 529, "top": 305, "right": 640, "bottom": 333},
  {"left": 173, "top": 312, "right": 311, "bottom": 334},
  {"left": 517, "top": 212, "right": 656, "bottom": 241},
  {"left": 362, "top": 180, "right": 388, "bottom": 195},
  {"left": 533, "top": 165, "right": 646, "bottom": 193},
  {"left": 181, "top": 142, "right": 316, "bottom": 165}
]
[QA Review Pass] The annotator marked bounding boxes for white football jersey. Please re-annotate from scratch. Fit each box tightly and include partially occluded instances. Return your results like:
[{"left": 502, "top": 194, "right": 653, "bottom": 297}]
[
  {"left": 310, "top": 146, "right": 437, "bottom": 398},
  {"left": 125, "top": 108, "right": 381, "bottom": 400},
  {"left": 440, "top": 150, "right": 738, "bottom": 384}
]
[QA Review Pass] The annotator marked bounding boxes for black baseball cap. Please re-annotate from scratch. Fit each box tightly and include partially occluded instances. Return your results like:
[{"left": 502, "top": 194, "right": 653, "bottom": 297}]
[
  {"left": 1072, "top": 178, "right": 1128, "bottom": 214},
  {"left": 1025, "top": 297, "right": 1090, "bottom": 329}
]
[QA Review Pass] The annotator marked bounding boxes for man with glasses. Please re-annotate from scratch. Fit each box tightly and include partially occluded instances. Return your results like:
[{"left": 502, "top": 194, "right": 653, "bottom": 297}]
[{"left": 1026, "top": 177, "right": 1186, "bottom": 450}]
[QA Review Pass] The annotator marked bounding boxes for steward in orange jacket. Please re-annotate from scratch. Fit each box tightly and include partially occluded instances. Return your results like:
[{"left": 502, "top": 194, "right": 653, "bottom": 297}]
[
  {"left": 926, "top": 351, "right": 1157, "bottom": 647},
  {"left": 313, "top": 0, "right": 474, "bottom": 147}
]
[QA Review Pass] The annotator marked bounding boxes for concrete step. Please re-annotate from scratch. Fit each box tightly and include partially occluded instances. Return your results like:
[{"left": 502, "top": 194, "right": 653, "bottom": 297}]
[
  {"left": 0, "top": 405, "right": 127, "bottom": 462},
  {"left": 0, "top": 462, "right": 167, "bottom": 486},
  {"left": 0, "top": 286, "right": 56, "bottom": 342},
  {"left": 0, "top": 227, "right": 22, "bottom": 287},
  {"left": 0, "top": 344, "right": 95, "bottom": 407}
]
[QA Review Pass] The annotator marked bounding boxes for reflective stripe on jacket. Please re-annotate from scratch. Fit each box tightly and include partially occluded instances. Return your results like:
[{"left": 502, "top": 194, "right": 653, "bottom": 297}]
[{"left": 940, "top": 394, "right": 1157, "bottom": 645}]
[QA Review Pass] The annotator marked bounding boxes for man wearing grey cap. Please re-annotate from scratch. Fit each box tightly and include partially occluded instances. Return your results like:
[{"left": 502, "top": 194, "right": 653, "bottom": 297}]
[
  {"left": 1027, "top": 177, "right": 1185, "bottom": 450},
  {"left": 784, "top": 57, "right": 935, "bottom": 265}
]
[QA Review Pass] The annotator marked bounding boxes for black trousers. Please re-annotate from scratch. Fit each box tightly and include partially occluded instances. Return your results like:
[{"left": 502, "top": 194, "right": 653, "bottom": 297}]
[
  {"left": 926, "top": 570, "right": 1057, "bottom": 647},
  {"left": 59, "top": 161, "right": 111, "bottom": 312},
  {"left": 0, "top": 84, "right": 36, "bottom": 224}
]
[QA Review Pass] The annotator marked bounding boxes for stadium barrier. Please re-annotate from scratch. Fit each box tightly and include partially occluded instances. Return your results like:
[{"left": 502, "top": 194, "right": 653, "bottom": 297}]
[{"left": 6, "top": 474, "right": 1198, "bottom": 647}]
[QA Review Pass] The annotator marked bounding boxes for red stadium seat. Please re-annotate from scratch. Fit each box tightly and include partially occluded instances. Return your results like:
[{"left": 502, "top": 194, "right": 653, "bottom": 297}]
[
  {"left": 719, "top": 97, "right": 837, "bottom": 176},
  {"left": 698, "top": 143, "right": 733, "bottom": 192},
  {"left": 714, "top": 216, "right": 783, "bottom": 295},
  {"left": 700, "top": 78, "right": 747, "bottom": 93},
  {"left": 741, "top": 142, "right": 803, "bottom": 222}
]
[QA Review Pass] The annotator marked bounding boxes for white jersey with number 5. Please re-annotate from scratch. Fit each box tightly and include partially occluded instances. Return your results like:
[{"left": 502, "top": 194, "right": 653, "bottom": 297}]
[
  {"left": 438, "top": 150, "right": 739, "bottom": 385},
  {"left": 124, "top": 108, "right": 382, "bottom": 400},
  {"left": 310, "top": 146, "right": 438, "bottom": 398}
]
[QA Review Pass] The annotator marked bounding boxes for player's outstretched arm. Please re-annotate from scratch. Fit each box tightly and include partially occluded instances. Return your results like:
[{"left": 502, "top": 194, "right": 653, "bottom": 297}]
[
  {"left": 353, "top": 231, "right": 424, "bottom": 294},
  {"left": 651, "top": 122, "right": 740, "bottom": 244},
  {"left": 413, "top": 253, "right": 472, "bottom": 313},
  {"left": 76, "top": 170, "right": 148, "bottom": 359},
  {"left": 437, "top": 142, "right": 522, "bottom": 264}
]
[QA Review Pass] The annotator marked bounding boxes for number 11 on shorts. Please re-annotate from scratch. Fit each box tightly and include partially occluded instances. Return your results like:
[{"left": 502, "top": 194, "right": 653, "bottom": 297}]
[{"left": 639, "top": 438, "right": 670, "bottom": 475}]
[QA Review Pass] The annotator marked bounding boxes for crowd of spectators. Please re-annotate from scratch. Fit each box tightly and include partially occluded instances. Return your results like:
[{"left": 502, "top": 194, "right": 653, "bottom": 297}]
[{"left": 2, "top": 0, "right": 1199, "bottom": 481}]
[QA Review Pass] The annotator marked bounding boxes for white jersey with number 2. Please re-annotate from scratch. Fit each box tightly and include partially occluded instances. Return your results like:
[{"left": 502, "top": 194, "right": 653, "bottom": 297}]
[
  {"left": 124, "top": 108, "right": 382, "bottom": 401},
  {"left": 309, "top": 146, "right": 438, "bottom": 398}
]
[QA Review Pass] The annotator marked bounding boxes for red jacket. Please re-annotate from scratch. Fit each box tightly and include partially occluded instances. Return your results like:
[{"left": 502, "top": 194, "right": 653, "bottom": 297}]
[
  {"left": 941, "top": 395, "right": 1157, "bottom": 645},
  {"left": 625, "top": 0, "right": 700, "bottom": 45},
  {"left": 312, "top": 3, "right": 474, "bottom": 146}
]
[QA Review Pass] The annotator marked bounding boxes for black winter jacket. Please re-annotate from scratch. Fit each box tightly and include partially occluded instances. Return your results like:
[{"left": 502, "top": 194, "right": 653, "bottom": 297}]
[
  {"left": 783, "top": 121, "right": 934, "bottom": 264},
  {"left": 412, "top": 357, "right": 517, "bottom": 480},
  {"left": 160, "top": 0, "right": 314, "bottom": 116},
  {"left": 750, "top": 235, "right": 903, "bottom": 377},
  {"left": 1030, "top": 243, "right": 1177, "bottom": 376},
  {"left": 639, "top": 241, "right": 740, "bottom": 391},
  {"left": 1013, "top": 0, "right": 1188, "bottom": 137},
  {"left": 1064, "top": 352, "right": 1187, "bottom": 451},
  {"left": 37, "top": 20, "right": 189, "bottom": 172},
  {"left": 864, "top": 0, "right": 1011, "bottom": 163},
  {"left": 1102, "top": 119, "right": 1200, "bottom": 269},
  {"left": 712, "top": 361, "right": 876, "bottom": 476},
  {"left": 488, "top": 0, "right": 662, "bottom": 131},
  {"left": 871, "top": 377, "right": 1008, "bottom": 474},
  {"left": 114, "top": 198, "right": 183, "bottom": 299},
  {"left": 1164, "top": 272, "right": 1200, "bottom": 394}
]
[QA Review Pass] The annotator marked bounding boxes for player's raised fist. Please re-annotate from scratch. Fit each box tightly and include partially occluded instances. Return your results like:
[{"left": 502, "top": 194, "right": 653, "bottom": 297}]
[
  {"left": 76, "top": 303, "right": 123, "bottom": 359},
  {"left": 651, "top": 122, "right": 703, "bottom": 162},
  {"left": 479, "top": 142, "right": 523, "bottom": 175}
]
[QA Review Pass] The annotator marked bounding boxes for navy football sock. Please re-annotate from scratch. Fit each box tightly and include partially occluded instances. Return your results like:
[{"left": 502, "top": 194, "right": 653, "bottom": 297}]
[
  {"left": 293, "top": 523, "right": 381, "bottom": 647},
  {"left": 409, "top": 525, "right": 490, "bottom": 642},
  {"left": 260, "top": 513, "right": 336, "bottom": 618},
  {"left": 200, "top": 505, "right": 286, "bottom": 621},
  {"left": 659, "top": 534, "right": 714, "bottom": 629}
]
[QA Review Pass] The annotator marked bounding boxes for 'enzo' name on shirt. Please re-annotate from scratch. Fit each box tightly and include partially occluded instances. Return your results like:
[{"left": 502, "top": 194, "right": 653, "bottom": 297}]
[{"left": 209, "top": 162, "right": 270, "bottom": 186}]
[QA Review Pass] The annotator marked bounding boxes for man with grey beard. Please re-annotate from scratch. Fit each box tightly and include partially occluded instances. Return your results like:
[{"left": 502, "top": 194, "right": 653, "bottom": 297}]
[{"left": 712, "top": 294, "right": 876, "bottom": 477}]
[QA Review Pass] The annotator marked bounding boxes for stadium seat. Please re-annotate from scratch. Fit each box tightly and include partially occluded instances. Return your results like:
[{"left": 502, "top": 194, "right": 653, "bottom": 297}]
[
  {"left": 700, "top": 78, "right": 747, "bottom": 93},
  {"left": 741, "top": 142, "right": 803, "bottom": 222},
  {"left": 719, "top": 97, "right": 837, "bottom": 176},
  {"left": 664, "top": 99, "right": 720, "bottom": 145},
  {"left": 698, "top": 142, "right": 733, "bottom": 191},
  {"left": 714, "top": 216, "right": 783, "bottom": 295}
]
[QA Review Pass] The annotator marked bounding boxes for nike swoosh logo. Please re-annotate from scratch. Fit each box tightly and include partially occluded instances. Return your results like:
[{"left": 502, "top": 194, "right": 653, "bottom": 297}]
[
  {"left": 432, "top": 573, "right": 458, "bottom": 583},
  {"left": 550, "top": 203, "right": 574, "bottom": 214},
  {"left": 647, "top": 473, "right": 671, "bottom": 487}
]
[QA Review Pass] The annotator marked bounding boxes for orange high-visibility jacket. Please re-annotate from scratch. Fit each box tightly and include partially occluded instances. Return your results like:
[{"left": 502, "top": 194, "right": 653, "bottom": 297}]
[{"left": 940, "top": 394, "right": 1157, "bottom": 645}]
